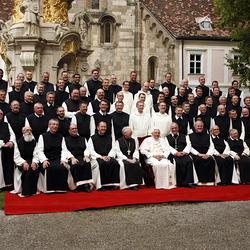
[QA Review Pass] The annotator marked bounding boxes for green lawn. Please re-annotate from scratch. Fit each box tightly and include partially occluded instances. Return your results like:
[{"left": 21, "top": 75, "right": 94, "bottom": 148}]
[{"left": 0, "top": 192, "right": 5, "bottom": 210}]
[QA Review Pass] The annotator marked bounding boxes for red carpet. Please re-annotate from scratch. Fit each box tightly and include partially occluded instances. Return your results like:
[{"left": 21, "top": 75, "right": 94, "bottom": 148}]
[{"left": 4, "top": 185, "right": 250, "bottom": 215}]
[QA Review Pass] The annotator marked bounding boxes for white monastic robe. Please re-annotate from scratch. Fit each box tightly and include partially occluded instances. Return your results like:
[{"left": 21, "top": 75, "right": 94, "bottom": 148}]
[{"left": 140, "top": 136, "right": 176, "bottom": 189}]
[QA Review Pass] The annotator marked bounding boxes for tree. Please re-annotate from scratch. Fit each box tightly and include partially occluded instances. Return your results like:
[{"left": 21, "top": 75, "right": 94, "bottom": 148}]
[{"left": 215, "top": 0, "right": 250, "bottom": 86}]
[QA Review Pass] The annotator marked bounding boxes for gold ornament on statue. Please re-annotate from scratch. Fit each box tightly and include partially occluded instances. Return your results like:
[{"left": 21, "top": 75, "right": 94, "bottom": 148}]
[
  {"left": 43, "top": 0, "right": 72, "bottom": 24},
  {"left": 12, "top": 0, "right": 24, "bottom": 23},
  {"left": 62, "top": 40, "right": 78, "bottom": 57}
]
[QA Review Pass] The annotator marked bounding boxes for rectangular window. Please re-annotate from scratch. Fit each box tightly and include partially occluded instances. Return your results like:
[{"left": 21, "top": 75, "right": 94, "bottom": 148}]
[
  {"left": 189, "top": 54, "right": 201, "bottom": 74},
  {"left": 92, "top": 0, "right": 99, "bottom": 9}
]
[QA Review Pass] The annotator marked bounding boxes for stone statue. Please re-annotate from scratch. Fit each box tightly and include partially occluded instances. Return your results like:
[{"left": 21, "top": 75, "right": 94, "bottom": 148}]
[
  {"left": 78, "top": 16, "right": 88, "bottom": 45},
  {"left": 55, "top": 24, "right": 69, "bottom": 41},
  {"left": 94, "top": 59, "right": 101, "bottom": 70},
  {"left": 20, "top": 0, "right": 40, "bottom": 37},
  {"left": 0, "top": 20, "right": 12, "bottom": 42}
]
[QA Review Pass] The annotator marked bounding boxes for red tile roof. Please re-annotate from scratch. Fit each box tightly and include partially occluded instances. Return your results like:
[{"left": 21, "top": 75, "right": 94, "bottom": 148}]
[
  {"left": 0, "top": 0, "right": 14, "bottom": 22},
  {"left": 1, "top": 0, "right": 230, "bottom": 40},
  {"left": 141, "top": 0, "right": 231, "bottom": 39}
]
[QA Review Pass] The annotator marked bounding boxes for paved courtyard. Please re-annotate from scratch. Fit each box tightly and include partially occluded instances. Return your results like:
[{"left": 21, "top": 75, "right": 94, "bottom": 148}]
[{"left": 0, "top": 201, "right": 249, "bottom": 250}]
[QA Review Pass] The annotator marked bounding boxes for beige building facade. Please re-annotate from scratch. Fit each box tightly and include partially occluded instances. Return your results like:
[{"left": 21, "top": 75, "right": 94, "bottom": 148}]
[{"left": 0, "top": 0, "right": 241, "bottom": 92}]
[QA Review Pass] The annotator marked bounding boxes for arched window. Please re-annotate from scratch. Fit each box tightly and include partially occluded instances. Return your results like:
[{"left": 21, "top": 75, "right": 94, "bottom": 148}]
[
  {"left": 103, "top": 20, "right": 112, "bottom": 43},
  {"left": 100, "top": 16, "right": 116, "bottom": 44},
  {"left": 148, "top": 56, "right": 158, "bottom": 80}
]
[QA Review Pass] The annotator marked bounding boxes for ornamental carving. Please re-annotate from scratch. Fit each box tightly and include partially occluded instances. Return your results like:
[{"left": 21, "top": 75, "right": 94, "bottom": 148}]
[
  {"left": 12, "top": 0, "right": 24, "bottom": 23},
  {"left": 43, "top": 0, "right": 73, "bottom": 25}
]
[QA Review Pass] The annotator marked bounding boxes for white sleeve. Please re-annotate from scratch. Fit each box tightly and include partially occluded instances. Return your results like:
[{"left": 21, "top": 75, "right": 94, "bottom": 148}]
[
  {"left": 140, "top": 138, "right": 152, "bottom": 158},
  {"left": 223, "top": 141, "right": 231, "bottom": 155},
  {"left": 6, "top": 93, "right": 10, "bottom": 104},
  {"left": 115, "top": 140, "right": 127, "bottom": 160},
  {"left": 207, "top": 137, "right": 215, "bottom": 155},
  {"left": 183, "top": 135, "right": 191, "bottom": 154},
  {"left": 210, "top": 118, "right": 215, "bottom": 129},
  {"left": 83, "top": 82, "right": 90, "bottom": 97},
  {"left": 65, "top": 86, "right": 69, "bottom": 93},
  {"left": 87, "top": 103, "right": 94, "bottom": 116},
  {"left": 37, "top": 135, "right": 48, "bottom": 163},
  {"left": 168, "top": 145, "right": 178, "bottom": 155},
  {"left": 88, "top": 138, "right": 102, "bottom": 160},
  {"left": 83, "top": 139, "right": 91, "bottom": 157},
  {"left": 90, "top": 116, "right": 96, "bottom": 136},
  {"left": 62, "top": 102, "right": 77, "bottom": 119},
  {"left": 71, "top": 115, "right": 77, "bottom": 125},
  {"left": 162, "top": 138, "right": 171, "bottom": 158},
  {"left": 242, "top": 141, "right": 250, "bottom": 156},
  {"left": 25, "top": 118, "right": 30, "bottom": 127},
  {"left": 129, "top": 114, "right": 134, "bottom": 133},
  {"left": 240, "top": 122, "right": 245, "bottom": 140},
  {"left": 13, "top": 142, "right": 26, "bottom": 166},
  {"left": 108, "top": 140, "right": 116, "bottom": 158},
  {"left": 189, "top": 135, "right": 200, "bottom": 155},
  {"left": 146, "top": 114, "right": 152, "bottom": 136},
  {"left": 64, "top": 141, "right": 75, "bottom": 160},
  {"left": 134, "top": 138, "right": 140, "bottom": 160},
  {"left": 32, "top": 144, "right": 40, "bottom": 164},
  {"left": 61, "top": 138, "right": 69, "bottom": 162},
  {"left": 159, "top": 84, "right": 162, "bottom": 92},
  {"left": 8, "top": 123, "right": 16, "bottom": 143}
]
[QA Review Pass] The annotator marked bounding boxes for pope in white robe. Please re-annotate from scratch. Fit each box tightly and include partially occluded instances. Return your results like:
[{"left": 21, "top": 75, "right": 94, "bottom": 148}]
[{"left": 140, "top": 128, "right": 176, "bottom": 189}]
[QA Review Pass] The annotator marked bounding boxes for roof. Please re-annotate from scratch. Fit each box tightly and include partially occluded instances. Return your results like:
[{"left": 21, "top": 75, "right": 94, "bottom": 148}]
[
  {"left": 0, "top": 1, "right": 14, "bottom": 23},
  {"left": 141, "top": 0, "right": 231, "bottom": 40},
  {"left": 0, "top": 0, "right": 231, "bottom": 40}
]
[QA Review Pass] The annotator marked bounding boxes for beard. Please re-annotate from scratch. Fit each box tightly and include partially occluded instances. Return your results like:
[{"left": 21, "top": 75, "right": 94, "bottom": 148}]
[{"left": 23, "top": 133, "right": 35, "bottom": 142}]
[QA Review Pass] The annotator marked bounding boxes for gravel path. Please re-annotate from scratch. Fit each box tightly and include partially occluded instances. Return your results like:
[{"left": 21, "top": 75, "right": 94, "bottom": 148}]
[{"left": 0, "top": 201, "right": 249, "bottom": 250}]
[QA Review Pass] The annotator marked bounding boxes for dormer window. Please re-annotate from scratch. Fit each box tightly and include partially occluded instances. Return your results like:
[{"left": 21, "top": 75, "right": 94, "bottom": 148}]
[{"left": 195, "top": 16, "right": 213, "bottom": 31}]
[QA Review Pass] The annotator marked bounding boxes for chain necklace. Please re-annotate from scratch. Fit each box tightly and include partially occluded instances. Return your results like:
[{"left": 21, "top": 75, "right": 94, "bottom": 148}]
[
  {"left": 173, "top": 134, "right": 179, "bottom": 150},
  {"left": 123, "top": 137, "right": 131, "bottom": 156}
]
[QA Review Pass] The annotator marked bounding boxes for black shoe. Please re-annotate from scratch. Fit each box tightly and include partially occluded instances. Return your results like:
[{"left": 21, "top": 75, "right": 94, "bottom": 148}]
[
  {"left": 130, "top": 186, "right": 139, "bottom": 191},
  {"left": 186, "top": 183, "right": 196, "bottom": 188},
  {"left": 82, "top": 184, "right": 91, "bottom": 193},
  {"left": 74, "top": 187, "right": 81, "bottom": 192}
]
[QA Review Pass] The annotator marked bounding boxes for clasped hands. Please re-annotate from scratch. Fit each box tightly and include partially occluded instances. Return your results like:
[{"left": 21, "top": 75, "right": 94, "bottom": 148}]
[{"left": 22, "top": 162, "right": 37, "bottom": 171}]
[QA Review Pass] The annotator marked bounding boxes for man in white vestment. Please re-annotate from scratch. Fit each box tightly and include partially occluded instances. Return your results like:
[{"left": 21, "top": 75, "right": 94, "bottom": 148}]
[
  {"left": 151, "top": 102, "right": 172, "bottom": 137},
  {"left": 140, "top": 128, "right": 176, "bottom": 189},
  {"left": 129, "top": 101, "right": 151, "bottom": 139}
]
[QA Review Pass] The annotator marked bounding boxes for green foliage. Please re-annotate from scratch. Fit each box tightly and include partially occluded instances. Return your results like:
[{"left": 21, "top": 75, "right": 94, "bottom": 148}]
[
  {"left": 0, "top": 191, "right": 5, "bottom": 210},
  {"left": 215, "top": 0, "right": 250, "bottom": 86}
]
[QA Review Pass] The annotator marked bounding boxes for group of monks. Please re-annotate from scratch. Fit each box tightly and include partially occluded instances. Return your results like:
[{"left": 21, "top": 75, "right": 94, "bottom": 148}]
[{"left": 0, "top": 68, "right": 249, "bottom": 197}]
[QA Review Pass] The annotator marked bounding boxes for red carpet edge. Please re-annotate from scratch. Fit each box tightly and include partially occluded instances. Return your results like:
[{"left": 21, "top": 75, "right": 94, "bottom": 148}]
[{"left": 4, "top": 185, "right": 250, "bottom": 215}]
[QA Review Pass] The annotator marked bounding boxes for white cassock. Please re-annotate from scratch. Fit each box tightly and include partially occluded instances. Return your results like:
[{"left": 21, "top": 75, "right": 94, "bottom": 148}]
[
  {"left": 131, "top": 91, "right": 153, "bottom": 114},
  {"left": 36, "top": 136, "right": 75, "bottom": 193},
  {"left": 118, "top": 90, "right": 133, "bottom": 114},
  {"left": 11, "top": 141, "right": 39, "bottom": 194},
  {"left": 0, "top": 124, "right": 16, "bottom": 189},
  {"left": 129, "top": 111, "right": 151, "bottom": 138},
  {"left": 212, "top": 136, "right": 239, "bottom": 184},
  {"left": 229, "top": 118, "right": 245, "bottom": 140},
  {"left": 151, "top": 112, "right": 172, "bottom": 137},
  {"left": 87, "top": 137, "right": 117, "bottom": 189},
  {"left": 115, "top": 139, "right": 142, "bottom": 189},
  {"left": 140, "top": 137, "right": 176, "bottom": 189},
  {"left": 62, "top": 100, "right": 78, "bottom": 119}
]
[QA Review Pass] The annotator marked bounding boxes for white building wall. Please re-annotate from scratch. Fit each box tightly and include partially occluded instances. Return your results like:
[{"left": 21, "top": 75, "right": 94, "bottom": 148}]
[{"left": 180, "top": 40, "right": 246, "bottom": 94}]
